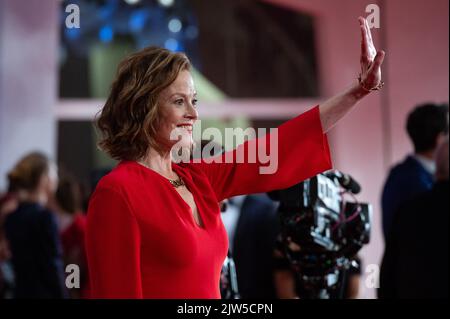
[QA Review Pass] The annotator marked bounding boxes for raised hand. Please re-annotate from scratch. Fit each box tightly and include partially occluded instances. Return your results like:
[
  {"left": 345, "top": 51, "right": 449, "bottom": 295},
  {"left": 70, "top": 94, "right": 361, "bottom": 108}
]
[
  {"left": 318, "top": 16, "right": 387, "bottom": 132},
  {"left": 358, "top": 16, "right": 385, "bottom": 91}
]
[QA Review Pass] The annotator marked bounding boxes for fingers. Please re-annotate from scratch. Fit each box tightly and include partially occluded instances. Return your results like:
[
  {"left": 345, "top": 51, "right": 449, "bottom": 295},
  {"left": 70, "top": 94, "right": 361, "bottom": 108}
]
[
  {"left": 358, "top": 16, "right": 366, "bottom": 28},
  {"left": 370, "top": 50, "right": 386, "bottom": 71},
  {"left": 359, "top": 17, "right": 370, "bottom": 63},
  {"left": 365, "top": 18, "right": 377, "bottom": 59},
  {"left": 360, "top": 16, "right": 377, "bottom": 63},
  {"left": 359, "top": 17, "right": 368, "bottom": 46},
  {"left": 364, "top": 18, "right": 374, "bottom": 45}
]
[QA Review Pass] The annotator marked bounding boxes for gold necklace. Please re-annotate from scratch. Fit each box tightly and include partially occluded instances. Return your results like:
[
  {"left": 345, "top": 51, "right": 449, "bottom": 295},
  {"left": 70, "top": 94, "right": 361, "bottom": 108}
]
[
  {"left": 137, "top": 161, "right": 185, "bottom": 188},
  {"left": 168, "top": 178, "right": 185, "bottom": 188}
]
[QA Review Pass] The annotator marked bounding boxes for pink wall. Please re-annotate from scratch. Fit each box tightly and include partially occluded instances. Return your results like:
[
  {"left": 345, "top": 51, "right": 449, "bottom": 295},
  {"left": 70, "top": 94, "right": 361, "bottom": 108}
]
[
  {"left": 265, "top": 0, "right": 449, "bottom": 298},
  {"left": 0, "top": 0, "right": 59, "bottom": 191},
  {"left": 385, "top": 0, "right": 449, "bottom": 163}
]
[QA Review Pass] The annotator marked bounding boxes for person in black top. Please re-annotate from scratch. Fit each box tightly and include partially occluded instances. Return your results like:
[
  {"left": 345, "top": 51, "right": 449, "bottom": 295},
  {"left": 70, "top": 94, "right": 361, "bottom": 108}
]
[
  {"left": 379, "top": 137, "right": 449, "bottom": 299},
  {"left": 230, "top": 194, "right": 280, "bottom": 299},
  {"left": 381, "top": 103, "right": 448, "bottom": 240},
  {"left": 4, "top": 152, "right": 67, "bottom": 298}
]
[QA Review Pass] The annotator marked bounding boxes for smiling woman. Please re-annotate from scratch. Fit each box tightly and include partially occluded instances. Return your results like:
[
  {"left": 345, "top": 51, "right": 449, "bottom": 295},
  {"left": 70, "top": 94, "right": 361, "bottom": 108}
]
[
  {"left": 157, "top": 69, "right": 197, "bottom": 152},
  {"left": 96, "top": 47, "right": 192, "bottom": 160},
  {"left": 86, "top": 17, "right": 385, "bottom": 298}
]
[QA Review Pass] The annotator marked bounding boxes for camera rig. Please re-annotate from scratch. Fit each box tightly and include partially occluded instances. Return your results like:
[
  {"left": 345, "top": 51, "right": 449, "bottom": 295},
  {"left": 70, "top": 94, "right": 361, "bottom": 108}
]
[{"left": 268, "top": 171, "right": 372, "bottom": 299}]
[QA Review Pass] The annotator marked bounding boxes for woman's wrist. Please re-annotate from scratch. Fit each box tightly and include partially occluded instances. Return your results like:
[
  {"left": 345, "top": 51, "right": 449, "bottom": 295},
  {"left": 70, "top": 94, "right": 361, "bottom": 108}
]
[{"left": 346, "top": 81, "right": 371, "bottom": 102}]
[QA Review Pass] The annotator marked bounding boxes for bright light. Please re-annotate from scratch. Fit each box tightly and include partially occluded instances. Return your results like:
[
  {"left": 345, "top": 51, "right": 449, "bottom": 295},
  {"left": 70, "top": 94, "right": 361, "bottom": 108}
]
[
  {"left": 124, "top": 0, "right": 141, "bottom": 5},
  {"left": 164, "top": 38, "right": 179, "bottom": 51},
  {"left": 158, "top": 0, "right": 174, "bottom": 7},
  {"left": 129, "top": 10, "right": 148, "bottom": 32},
  {"left": 168, "top": 18, "right": 182, "bottom": 33},
  {"left": 99, "top": 26, "right": 114, "bottom": 43}
]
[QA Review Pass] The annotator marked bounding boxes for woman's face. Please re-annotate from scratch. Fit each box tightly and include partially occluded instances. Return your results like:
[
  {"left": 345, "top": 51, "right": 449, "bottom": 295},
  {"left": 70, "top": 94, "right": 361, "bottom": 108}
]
[
  {"left": 42, "top": 162, "right": 58, "bottom": 196},
  {"left": 34, "top": 162, "right": 58, "bottom": 205},
  {"left": 156, "top": 69, "right": 198, "bottom": 150}
]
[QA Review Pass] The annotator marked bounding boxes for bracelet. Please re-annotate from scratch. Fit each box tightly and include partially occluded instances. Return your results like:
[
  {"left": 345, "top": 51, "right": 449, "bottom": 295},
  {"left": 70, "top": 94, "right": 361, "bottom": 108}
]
[{"left": 358, "top": 74, "right": 385, "bottom": 92}]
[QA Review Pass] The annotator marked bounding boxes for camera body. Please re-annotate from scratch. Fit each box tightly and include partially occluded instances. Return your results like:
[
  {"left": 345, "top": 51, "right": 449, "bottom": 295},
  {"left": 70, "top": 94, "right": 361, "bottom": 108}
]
[{"left": 269, "top": 172, "right": 372, "bottom": 298}]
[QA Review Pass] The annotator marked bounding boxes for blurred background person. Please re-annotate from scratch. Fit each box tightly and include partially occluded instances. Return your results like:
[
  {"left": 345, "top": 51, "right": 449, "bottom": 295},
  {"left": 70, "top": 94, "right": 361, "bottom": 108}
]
[
  {"left": 381, "top": 103, "right": 449, "bottom": 239},
  {"left": 226, "top": 194, "right": 279, "bottom": 299},
  {"left": 4, "top": 152, "right": 67, "bottom": 298},
  {"left": 53, "top": 171, "right": 90, "bottom": 299},
  {"left": 379, "top": 136, "right": 449, "bottom": 298},
  {"left": 0, "top": 191, "right": 18, "bottom": 298}
]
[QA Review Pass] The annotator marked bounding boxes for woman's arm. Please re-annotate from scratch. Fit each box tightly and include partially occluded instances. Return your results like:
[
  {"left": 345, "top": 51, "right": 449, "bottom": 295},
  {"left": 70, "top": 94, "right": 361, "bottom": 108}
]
[
  {"left": 192, "top": 17, "right": 384, "bottom": 201},
  {"left": 85, "top": 185, "right": 143, "bottom": 298},
  {"left": 194, "top": 105, "right": 332, "bottom": 201},
  {"left": 319, "top": 17, "right": 385, "bottom": 132}
]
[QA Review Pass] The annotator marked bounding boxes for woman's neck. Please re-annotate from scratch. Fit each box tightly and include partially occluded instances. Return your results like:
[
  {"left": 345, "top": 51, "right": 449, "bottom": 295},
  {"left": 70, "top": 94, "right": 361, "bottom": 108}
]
[
  {"left": 17, "top": 189, "right": 47, "bottom": 206},
  {"left": 139, "top": 147, "right": 177, "bottom": 179}
]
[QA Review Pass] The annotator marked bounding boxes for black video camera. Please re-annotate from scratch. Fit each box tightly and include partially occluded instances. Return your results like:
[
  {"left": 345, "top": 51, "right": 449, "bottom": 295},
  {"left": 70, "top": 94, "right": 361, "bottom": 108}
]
[{"left": 268, "top": 170, "right": 371, "bottom": 299}]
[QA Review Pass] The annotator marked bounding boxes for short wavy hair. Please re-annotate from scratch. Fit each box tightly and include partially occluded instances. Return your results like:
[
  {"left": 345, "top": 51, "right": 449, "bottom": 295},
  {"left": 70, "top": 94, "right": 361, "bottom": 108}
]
[
  {"left": 406, "top": 103, "right": 449, "bottom": 153},
  {"left": 96, "top": 46, "right": 191, "bottom": 161}
]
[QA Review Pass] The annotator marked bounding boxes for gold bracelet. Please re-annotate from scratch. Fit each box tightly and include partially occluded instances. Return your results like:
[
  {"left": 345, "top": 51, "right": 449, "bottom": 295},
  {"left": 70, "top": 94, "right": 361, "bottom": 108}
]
[{"left": 358, "top": 74, "right": 385, "bottom": 92}]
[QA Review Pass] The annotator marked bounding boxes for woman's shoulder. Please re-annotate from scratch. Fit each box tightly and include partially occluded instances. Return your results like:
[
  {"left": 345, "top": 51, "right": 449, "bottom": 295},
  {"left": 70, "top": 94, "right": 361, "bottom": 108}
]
[
  {"left": 93, "top": 160, "right": 168, "bottom": 196},
  {"left": 94, "top": 167, "right": 127, "bottom": 192},
  {"left": 94, "top": 161, "right": 144, "bottom": 191}
]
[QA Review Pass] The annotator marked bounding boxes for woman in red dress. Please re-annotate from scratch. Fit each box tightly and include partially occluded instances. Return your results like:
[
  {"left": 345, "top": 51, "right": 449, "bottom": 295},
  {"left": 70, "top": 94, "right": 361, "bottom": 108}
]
[{"left": 85, "top": 17, "right": 385, "bottom": 298}]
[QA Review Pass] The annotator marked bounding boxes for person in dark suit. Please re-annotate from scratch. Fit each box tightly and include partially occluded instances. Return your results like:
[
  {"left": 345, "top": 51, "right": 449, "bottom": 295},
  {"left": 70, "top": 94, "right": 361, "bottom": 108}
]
[
  {"left": 382, "top": 103, "right": 448, "bottom": 239},
  {"left": 4, "top": 152, "right": 67, "bottom": 298},
  {"left": 379, "top": 137, "right": 449, "bottom": 299},
  {"left": 221, "top": 193, "right": 279, "bottom": 299}
]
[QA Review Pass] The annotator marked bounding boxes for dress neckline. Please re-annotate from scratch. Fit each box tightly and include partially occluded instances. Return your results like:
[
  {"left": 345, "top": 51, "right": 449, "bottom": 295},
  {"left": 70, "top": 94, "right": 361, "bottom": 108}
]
[{"left": 125, "top": 160, "right": 207, "bottom": 231}]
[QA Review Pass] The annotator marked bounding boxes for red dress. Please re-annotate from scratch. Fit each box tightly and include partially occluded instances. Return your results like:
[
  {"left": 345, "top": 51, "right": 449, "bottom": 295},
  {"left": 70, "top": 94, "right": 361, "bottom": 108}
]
[{"left": 85, "top": 106, "right": 332, "bottom": 298}]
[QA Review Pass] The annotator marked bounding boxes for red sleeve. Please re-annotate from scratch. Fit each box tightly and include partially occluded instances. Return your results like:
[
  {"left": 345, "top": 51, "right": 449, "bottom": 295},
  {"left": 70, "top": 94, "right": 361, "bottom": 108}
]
[
  {"left": 85, "top": 185, "right": 143, "bottom": 298},
  {"left": 194, "top": 105, "right": 332, "bottom": 201}
]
